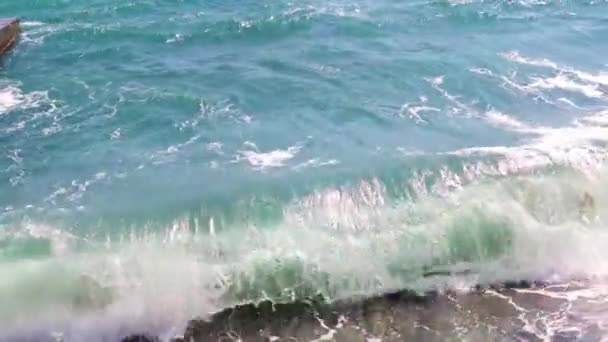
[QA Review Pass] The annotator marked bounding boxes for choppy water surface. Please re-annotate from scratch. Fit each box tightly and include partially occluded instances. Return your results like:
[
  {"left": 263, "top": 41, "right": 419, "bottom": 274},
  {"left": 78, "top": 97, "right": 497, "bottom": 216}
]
[{"left": 2, "top": 0, "right": 608, "bottom": 340}]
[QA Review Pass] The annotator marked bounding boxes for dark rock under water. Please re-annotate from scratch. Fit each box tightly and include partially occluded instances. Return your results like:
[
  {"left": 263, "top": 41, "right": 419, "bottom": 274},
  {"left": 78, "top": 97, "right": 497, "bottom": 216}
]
[{"left": 122, "top": 279, "right": 604, "bottom": 342}]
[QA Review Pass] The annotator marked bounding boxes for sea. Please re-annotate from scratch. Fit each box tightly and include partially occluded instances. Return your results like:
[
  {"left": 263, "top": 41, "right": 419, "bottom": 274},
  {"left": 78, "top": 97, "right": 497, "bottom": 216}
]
[{"left": 1, "top": 0, "right": 608, "bottom": 341}]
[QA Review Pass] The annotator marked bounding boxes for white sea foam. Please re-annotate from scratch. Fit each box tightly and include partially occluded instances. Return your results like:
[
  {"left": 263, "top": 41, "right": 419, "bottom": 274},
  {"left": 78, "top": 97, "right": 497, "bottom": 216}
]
[
  {"left": 557, "top": 97, "right": 580, "bottom": 108},
  {"left": 399, "top": 96, "right": 440, "bottom": 124},
  {"left": 148, "top": 135, "right": 201, "bottom": 165},
  {"left": 503, "top": 51, "right": 608, "bottom": 87},
  {"left": 483, "top": 110, "right": 529, "bottom": 131},
  {"left": 19, "top": 22, "right": 68, "bottom": 45},
  {"left": 110, "top": 128, "right": 121, "bottom": 140},
  {"left": 576, "top": 111, "right": 608, "bottom": 127},
  {"left": 165, "top": 33, "right": 184, "bottom": 44},
  {"left": 0, "top": 87, "right": 22, "bottom": 113},
  {"left": 447, "top": 110, "right": 608, "bottom": 176},
  {"left": 242, "top": 140, "right": 258, "bottom": 150},
  {"left": 282, "top": 2, "right": 366, "bottom": 20},
  {"left": 428, "top": 75, "right": 479, "bottom": 118},
  {"left": 469, "top": 67, "right": 494, "bottom": 76},
  {"left": 238, "top": 144, "right": 302, "bottom": 170},
  {"left": 5, "top": 149, "right": 25, "bottom": 187},
  {"left": 527, "top": 74, "right": 603, "bottom": 98},
  {"left": 449, "top": 0, "right": 550, "bottom": 6},
  {"left": 42, "top": 122, "right": 62, "bottom": 136},
  {"left": 177, "top": 99, "right": 246, "bottom": 130},
  {"left": 0, "top": 84, "right": 57, "bottom": 116},
  {"left": 429, "top": 75, "right": 444, "bottom": 85},
  {"left": 428, "top": 75, "right": 535, "bottom": 132},
  {"left": 205, "top": 141, "right": 223, "bottom": 153},
  {"left": 292, "top": 158, "right": 339, "bottom": 171},
  {"left": 20, "top": 21, "right": 45, "bottom": 27},
  {"left": 447, "top": 0, "right": 475, "bottom": 5},
  {"left": 44, "top": 171, "right": 109, "bottom": 205},
  {"left": 501, "top": 51, "right": 608, "bottom": 98},
  {"left": 501, "top": 51, "right": 559, "bottom": 69}
]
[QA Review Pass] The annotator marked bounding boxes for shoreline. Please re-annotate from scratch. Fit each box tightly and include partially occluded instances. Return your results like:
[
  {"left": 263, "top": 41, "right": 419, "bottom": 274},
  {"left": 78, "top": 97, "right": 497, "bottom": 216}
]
[{"left": 120, "top": 279, "right": 597, "bottom": 342}]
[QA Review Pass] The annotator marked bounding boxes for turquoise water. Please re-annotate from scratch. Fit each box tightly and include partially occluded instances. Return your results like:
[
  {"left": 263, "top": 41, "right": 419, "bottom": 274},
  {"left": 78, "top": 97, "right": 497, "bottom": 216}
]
[{"left": 2, "top": 0, "right": 608, "bottom": 339}]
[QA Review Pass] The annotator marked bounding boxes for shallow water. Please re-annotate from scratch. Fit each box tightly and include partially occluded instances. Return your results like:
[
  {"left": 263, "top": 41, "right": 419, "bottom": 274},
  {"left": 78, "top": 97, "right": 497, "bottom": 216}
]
[{"left": 2, "top": 0, "right": 608, "bottom": 340}]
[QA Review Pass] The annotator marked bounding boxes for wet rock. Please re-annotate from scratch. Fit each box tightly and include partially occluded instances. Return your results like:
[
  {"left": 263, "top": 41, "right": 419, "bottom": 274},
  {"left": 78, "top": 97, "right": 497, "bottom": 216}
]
[
  {"left": 184, "top": 295, "right": 334, "bottom": 342},
  {"left": 178, "top": 280, "right": 572, "bottom": 341},
  {"left": 120, "top": 335, "right": 160, "bottom": 342},
  {"left": 515, "top": 330, "right": 542, "bottom": 342},
  {"left": 552, "top": 330, "right": 580, "bottom": 342}
]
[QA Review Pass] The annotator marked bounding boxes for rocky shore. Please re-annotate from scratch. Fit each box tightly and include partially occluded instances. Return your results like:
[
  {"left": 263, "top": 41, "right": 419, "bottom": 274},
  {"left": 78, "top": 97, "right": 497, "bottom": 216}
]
[{"left": 121, "top": 279, "right": 602, "bottom": 342}]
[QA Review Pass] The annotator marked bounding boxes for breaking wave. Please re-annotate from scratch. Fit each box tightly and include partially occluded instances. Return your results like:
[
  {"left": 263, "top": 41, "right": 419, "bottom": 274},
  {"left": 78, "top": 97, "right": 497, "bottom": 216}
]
[{"left": 2, "top": 156, "right": 608, "bottom": 340}]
